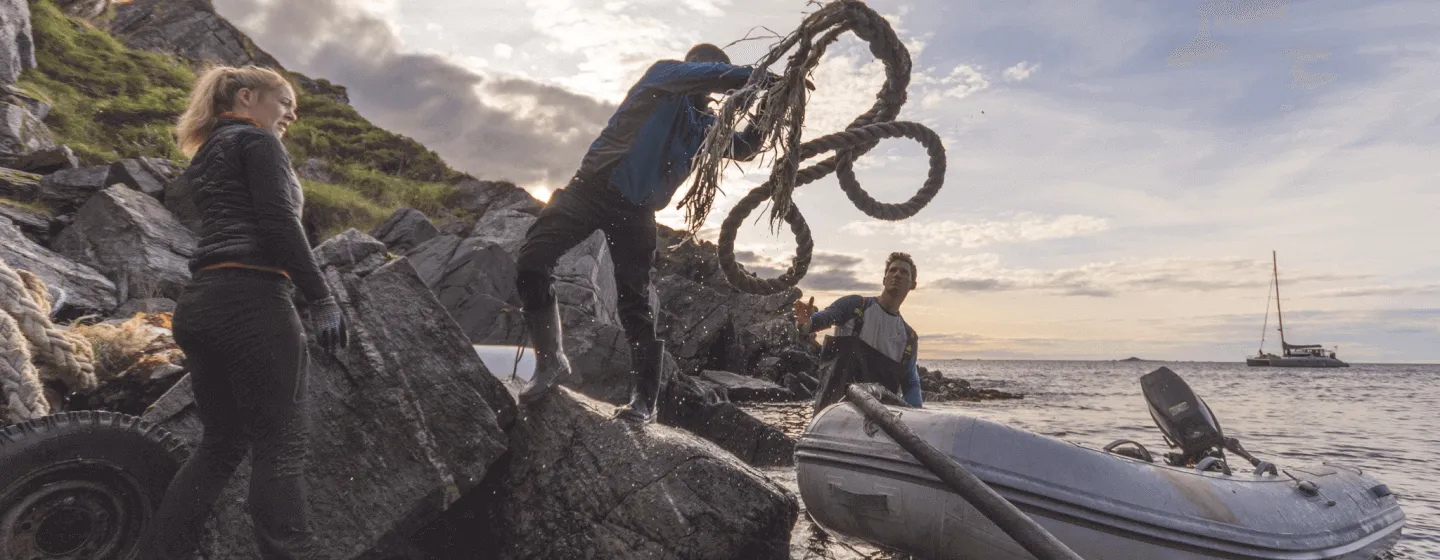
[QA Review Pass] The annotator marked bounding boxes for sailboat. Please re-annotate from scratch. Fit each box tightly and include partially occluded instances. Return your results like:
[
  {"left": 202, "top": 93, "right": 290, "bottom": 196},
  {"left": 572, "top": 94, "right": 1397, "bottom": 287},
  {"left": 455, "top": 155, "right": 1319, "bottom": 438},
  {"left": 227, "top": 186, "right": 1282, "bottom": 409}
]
[{"left": 1247, "top": 251, "right": 1349, "bottom": 368}]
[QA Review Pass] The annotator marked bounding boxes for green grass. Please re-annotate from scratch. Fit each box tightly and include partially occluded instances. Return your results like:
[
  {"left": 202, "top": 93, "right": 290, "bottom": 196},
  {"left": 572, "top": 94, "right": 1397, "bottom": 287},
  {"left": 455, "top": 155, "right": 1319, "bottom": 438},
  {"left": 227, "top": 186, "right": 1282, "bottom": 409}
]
[
  {"left": 300, "top": 179, "right": 390, "bottom": 239},
  {"left": 0, "top": 197, "right": 54, "bottom": 217},
  {"left": 13, "top": 0, "right": 478, "bottom": 237},
  {"left": 283, "top": 82, "right": 467, "bottom": 184},
  {"left": 16, "top": 0, "right": 194, "bottom": 165}
]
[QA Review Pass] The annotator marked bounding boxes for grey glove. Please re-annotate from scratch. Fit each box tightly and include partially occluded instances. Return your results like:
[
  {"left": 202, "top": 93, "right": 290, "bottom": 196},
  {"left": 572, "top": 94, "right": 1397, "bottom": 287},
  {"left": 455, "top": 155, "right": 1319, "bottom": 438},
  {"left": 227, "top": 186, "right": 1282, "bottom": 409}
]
[{"left": 310, "top": 296, "right": 349, "bottom": 352}]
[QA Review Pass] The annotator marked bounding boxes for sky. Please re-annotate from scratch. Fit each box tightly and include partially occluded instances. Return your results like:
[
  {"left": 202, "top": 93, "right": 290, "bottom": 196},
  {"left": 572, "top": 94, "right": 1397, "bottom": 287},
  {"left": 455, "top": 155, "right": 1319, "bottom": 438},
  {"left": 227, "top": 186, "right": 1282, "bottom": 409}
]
[{"left": 211, "top": 0, "right": 1440, "bottom": 362}]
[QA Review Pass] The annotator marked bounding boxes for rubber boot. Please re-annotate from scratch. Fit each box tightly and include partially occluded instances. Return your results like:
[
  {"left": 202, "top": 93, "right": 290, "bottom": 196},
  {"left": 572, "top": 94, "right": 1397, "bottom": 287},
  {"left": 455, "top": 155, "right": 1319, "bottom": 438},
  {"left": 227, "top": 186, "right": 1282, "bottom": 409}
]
[
  {"left": 615, "top": 339, "right": 664, "bottom": 423},
  {"left": 518, "top": 297, "right": 572, "bottom": 404}
]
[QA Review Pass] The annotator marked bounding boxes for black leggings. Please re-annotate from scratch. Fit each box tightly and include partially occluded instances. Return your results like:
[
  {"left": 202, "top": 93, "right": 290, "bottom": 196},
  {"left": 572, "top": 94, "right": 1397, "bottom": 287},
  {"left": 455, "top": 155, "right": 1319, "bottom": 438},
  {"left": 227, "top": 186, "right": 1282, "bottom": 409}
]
[
  {"left": 141, "top": 268, "right": 314, "bottom": 560},
  {"left": 515, "top": 173, "right": 658, "bottom": 344}
]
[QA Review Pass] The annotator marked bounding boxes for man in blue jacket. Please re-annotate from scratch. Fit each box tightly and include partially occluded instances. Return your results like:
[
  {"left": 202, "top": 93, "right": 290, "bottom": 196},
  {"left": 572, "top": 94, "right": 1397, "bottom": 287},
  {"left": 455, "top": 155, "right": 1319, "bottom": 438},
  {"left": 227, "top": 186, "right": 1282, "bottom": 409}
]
[
  {"left": 794, "top": 252, "right": 923, "bottom": 410},
  {"left": 514, "top": 43, "right": 766, "bottom": 422}
]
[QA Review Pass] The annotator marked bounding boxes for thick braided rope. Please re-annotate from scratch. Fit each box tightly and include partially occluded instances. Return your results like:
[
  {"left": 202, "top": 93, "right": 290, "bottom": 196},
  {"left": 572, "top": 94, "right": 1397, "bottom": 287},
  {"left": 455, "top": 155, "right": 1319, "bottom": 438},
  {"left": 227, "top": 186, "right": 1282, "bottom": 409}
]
[
  {"left": 0, "top": 310, "right": 50, "bottom": 424},
  {"left": 0, "top": 260, "right": 97, "bottom": 392},
  {"left": 688, "top": 0, "right": 946, "bottom": 294}
]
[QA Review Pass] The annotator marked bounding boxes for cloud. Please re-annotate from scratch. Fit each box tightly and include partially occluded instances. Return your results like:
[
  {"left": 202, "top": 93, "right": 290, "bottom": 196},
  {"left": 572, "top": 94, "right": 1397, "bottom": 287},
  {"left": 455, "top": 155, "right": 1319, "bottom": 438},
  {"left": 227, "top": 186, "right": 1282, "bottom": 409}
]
[
  {"left": 213, "top": 0, "right": 616, "bottom": 186},
  {"left": 842, "top": 214, "right": 1110, "bottom": 248},
  {"left": 1304, "top": 283, "right": 1440, "bottom": 298},
  {"left": 927, "top": 256, "right": 1365, "bottom": 297},
  {"left": 1002, "top": 61, "right": 1040, "bottom": 82},
  {"left": 734, "top": 250, "right": 879, "bottom": 293},
  {"left": 918, "top": 64, "right": 990, "bottom": 108}
]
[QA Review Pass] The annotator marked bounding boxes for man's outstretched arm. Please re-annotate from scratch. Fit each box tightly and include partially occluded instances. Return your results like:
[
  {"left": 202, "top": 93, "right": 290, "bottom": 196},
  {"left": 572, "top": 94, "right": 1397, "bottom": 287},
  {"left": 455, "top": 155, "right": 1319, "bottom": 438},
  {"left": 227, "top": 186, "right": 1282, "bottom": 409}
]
[
  {"left": 803, "top": 295, "right": 866, "bottom": 334},
  {"left": 645, "top": 61, "right": 756, "bottom": 95}
]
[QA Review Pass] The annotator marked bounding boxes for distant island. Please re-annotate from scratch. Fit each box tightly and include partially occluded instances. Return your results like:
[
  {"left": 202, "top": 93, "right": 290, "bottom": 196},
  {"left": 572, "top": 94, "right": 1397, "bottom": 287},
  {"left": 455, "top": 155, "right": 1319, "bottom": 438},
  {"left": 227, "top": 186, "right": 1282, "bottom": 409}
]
[{"left": 1118, "top": 357, "right": 1153, "bottom": 362}]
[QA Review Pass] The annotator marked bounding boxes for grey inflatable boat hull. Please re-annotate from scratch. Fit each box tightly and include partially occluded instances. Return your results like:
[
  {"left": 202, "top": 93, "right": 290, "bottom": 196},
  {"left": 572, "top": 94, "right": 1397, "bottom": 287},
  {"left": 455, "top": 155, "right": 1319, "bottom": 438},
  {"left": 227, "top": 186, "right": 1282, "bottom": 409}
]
[{"left": 796, "top": 404, "right": 1405, "bottom": 560}]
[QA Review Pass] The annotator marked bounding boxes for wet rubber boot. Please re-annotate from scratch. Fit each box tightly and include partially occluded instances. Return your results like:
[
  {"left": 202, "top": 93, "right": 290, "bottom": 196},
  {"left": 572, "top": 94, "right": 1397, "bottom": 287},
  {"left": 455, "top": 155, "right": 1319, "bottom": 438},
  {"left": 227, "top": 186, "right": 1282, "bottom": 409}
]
[
  {"left": 518, "top": 298, "right": 572, "bottom": 404},
  {"left": 615, "top": 339, "right": 664, "bottom": 423}
]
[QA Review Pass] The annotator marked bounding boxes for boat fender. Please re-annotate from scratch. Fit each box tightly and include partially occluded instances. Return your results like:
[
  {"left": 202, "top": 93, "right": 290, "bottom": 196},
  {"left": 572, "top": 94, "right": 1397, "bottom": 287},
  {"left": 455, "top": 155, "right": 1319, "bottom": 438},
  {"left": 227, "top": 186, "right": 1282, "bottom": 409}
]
[{"left": 1370, "top": 484, "right": 1393, "bottom": 498}]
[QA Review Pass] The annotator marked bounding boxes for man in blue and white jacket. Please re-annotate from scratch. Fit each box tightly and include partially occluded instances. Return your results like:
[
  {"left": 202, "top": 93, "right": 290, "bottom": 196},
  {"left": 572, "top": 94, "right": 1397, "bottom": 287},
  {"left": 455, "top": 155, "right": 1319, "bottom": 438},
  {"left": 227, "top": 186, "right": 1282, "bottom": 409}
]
[
  {"left": 795, "top": 252, "right": 923, "bottom": 410},
  {"left": 514, "top": 43, "right": 768, "bottom": 422}
]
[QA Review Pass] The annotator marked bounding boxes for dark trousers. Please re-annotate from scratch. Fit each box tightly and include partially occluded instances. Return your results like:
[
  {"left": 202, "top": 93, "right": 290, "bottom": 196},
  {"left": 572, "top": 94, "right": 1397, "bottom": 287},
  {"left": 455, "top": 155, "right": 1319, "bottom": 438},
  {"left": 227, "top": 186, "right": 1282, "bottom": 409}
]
[
  {"left": 516, "top": 173, "right": 658, "bottom": 344},
  {"left": 141, "top": 268, "right": 314, "bottom": 560},
  {"left": 813, "top": 335, "right": 908, "bottom": 413}
]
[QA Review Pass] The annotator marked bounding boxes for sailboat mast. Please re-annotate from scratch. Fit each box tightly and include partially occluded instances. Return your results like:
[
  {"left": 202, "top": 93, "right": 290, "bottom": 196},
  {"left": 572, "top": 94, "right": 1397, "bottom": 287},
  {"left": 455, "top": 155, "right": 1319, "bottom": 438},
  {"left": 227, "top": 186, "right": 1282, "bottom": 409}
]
[{"left": 1273, "top": 250, "right": 1287, "bottom": 350}]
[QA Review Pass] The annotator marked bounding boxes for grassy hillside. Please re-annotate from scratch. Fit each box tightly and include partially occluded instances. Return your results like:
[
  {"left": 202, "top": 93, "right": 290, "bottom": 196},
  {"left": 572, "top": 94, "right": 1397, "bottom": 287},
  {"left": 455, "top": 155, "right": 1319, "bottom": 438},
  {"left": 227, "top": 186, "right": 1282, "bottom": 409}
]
[{"left": 12, "top": 0, "right": 480, "bottom": 237}]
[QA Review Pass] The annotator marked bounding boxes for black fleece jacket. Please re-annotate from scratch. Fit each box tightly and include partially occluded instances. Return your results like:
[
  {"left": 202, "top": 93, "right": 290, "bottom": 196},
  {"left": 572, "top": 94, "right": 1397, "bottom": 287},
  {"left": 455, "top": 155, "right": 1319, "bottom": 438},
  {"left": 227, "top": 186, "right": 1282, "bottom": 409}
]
[{"left": 184, "top": 117, "right": 331, "bottom": 303}]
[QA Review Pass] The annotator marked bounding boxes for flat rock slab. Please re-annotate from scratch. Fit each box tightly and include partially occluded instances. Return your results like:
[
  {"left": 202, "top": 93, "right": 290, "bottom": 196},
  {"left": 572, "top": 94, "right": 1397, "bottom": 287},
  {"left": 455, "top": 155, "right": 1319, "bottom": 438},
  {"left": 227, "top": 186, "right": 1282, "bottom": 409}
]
[{"left": 700, "top": 370, "right": 795, "bottom": 403}]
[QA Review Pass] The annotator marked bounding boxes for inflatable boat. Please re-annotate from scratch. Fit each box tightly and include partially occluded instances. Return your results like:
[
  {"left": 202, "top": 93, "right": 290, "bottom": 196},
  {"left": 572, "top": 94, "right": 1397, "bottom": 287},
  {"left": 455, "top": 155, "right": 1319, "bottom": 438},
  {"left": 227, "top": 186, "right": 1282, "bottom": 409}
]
[{"left": 796, "top": 368, "right": 1405, "bottom": 559}]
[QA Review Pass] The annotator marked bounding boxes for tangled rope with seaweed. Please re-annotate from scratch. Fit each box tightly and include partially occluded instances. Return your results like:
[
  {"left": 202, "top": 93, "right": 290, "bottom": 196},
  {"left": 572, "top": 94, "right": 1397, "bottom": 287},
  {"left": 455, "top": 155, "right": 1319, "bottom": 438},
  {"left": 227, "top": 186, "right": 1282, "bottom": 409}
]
[{"left": 677, "top": 0, "right": 947, "bottom": 295}]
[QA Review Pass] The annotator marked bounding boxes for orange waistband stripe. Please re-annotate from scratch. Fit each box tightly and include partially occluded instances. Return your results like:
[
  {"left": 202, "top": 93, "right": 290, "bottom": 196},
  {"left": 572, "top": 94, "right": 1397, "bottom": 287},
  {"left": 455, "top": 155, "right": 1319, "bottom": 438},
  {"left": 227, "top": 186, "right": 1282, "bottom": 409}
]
[{"left": 200, "top": 261, "right": 291, "bottom": 280}]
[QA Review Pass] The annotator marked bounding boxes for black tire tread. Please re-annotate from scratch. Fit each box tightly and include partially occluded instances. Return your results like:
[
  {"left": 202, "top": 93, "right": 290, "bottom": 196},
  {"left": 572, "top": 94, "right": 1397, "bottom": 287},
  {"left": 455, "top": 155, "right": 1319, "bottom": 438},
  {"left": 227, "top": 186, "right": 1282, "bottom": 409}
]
[{"left": 0, "top": 410, "right": 190, "bottom": 462}]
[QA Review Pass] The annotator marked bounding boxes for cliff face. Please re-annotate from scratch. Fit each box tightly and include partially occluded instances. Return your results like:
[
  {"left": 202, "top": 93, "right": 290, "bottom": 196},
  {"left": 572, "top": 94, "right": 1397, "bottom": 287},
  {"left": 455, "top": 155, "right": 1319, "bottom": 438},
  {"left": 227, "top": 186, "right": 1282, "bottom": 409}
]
[{"left": 104, "top": 0, "right": 282, "bottom": 68}]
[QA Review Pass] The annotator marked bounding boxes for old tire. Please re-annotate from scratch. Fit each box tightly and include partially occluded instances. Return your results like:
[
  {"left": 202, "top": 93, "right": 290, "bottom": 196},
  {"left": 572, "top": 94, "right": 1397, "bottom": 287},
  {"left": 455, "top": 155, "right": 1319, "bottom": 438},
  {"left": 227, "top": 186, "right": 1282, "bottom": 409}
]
[{"left": 0, "top": 411, "right": 189, "bottom": 560}]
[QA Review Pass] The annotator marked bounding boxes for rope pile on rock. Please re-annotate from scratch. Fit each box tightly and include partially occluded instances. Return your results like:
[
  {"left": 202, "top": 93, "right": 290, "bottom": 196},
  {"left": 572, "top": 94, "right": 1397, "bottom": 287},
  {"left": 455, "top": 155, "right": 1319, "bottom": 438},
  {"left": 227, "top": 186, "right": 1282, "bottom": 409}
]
[
  {"left": 0, "top": 260, "right": 98, "bottom": 423},
  {"left": 679, "top": 0, "right": 948, "bottom": 295}
]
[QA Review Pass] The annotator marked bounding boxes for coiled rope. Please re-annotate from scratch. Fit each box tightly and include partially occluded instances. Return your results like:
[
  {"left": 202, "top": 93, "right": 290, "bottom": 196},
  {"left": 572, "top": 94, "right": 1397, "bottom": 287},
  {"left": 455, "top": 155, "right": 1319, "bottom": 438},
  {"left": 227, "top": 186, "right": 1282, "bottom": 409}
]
[
  {"left": 679, "top": 0, "right": 947, "bottom": 295},
  {"left": 0, "top": 260, "right": 97, "bottom": 424}
]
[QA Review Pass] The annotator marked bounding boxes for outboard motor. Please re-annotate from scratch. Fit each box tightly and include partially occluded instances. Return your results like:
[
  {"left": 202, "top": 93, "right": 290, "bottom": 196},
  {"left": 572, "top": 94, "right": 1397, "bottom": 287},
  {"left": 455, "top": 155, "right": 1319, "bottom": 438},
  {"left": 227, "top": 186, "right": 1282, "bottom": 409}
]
[{"left": 1141, "top": 367, "right": 1229, "bottom": 471}]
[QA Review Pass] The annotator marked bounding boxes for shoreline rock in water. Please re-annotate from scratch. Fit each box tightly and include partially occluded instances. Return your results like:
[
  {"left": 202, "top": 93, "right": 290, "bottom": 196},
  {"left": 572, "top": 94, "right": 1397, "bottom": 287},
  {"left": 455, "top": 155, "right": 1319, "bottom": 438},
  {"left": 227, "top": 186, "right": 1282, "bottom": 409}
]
[{"left": 919, "top": 366, "right": 1024, "bottom": 402}]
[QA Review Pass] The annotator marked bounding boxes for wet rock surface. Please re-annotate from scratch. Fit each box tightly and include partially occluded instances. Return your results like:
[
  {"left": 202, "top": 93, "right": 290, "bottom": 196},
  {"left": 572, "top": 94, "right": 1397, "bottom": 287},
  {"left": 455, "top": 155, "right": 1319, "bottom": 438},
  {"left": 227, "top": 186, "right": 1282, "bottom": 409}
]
[{"left": 416, "top": 387, "right": 798, "bottom": 560}]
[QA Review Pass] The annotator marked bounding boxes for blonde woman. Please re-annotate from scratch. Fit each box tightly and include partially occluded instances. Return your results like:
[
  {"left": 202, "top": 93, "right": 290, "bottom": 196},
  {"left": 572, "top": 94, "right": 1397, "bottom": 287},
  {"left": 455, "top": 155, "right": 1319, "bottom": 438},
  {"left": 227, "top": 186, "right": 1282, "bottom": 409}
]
[{"left": 139, "top": 65, "right": 347, "bottom": 560}]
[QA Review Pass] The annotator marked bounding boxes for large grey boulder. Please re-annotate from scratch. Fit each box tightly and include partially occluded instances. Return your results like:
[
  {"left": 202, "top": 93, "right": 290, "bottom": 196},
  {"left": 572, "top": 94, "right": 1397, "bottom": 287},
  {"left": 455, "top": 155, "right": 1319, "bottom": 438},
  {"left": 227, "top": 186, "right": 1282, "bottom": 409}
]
[
  {"left": 0, "top": 215, "right": 117, "bottom": 316},
  {"left": 448, "top": 179, "right": 540, "bottom": 217},
  {"left": 0, "top": 164, "right": 38, "bottom": 199},
  {"left": 52, "top": 186, "right": 197, "bottom": 301},
  {"left": 36, "top": 165, "right": 111, "bottom": 212},
  {"left": 0, "top": 0, "right": 35, "bottom": 86},
  {"left": 371, "top": 207, "right": 438, "bottom": 254},
  {"left": 417, "top": 387, "right": 797, "bottom": 560},
  {"left": 654, "top": 274, "right": 803, "bottom": 375},
  {"left": 107, "top": 158, "right": 168, "bottom": 199},
  {"left": 552, "top": 230, "right": 619, "bottom": 326},
  {"left": 12, "top": 145, "right": 78, "bottom": 174},
  {"left": 412, "top": 225, "right": 618, "bottom": 345},
  {"left": 0, "top": 199, "right": 49, "bottom": 242},
  {"left": 104, "top": 0, "right": 282, "bottom": 68},
  {"left": 0, "top": 103, "right": 56, "bottom": 168},
  {"left": 429, "top": 238, "right": 524, "bottom": 345},
  {"left": 468, "top": 208, "right": 534, "bottom": 256},
  {"left": 405, "top": 232, "right": 462, "bottom": 288},
  {"left": 142, "top": 233, "right": 513, "bottom": 559}
]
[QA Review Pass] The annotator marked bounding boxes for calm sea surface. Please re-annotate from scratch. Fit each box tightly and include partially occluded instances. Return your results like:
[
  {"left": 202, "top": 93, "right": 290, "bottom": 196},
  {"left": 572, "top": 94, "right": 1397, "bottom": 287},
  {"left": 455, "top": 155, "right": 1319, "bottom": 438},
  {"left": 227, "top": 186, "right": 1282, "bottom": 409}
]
[{"left": 914, "top": 360, "right": 1439, "bottom": 559}]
